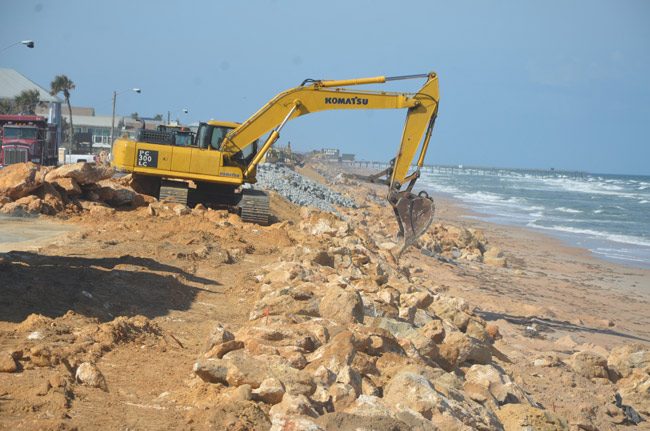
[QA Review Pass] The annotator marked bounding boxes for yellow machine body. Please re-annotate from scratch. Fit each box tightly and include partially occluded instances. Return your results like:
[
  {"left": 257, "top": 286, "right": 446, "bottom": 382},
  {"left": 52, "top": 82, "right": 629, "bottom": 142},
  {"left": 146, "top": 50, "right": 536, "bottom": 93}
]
[{"left": 112, "top": 120, "right": 244, "bottom": 186}]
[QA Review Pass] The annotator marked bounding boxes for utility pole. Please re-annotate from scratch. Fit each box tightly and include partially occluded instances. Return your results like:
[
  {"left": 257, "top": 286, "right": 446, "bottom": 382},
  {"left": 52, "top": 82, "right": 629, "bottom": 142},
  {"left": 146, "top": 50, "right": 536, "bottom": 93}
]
[{"left": 110, "top": 90, "right": 117, "bottom": 146}]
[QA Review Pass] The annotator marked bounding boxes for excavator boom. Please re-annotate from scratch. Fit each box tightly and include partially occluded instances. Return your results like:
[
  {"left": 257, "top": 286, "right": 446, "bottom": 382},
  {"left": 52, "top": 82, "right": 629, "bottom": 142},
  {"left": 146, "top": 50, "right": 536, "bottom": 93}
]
[{"left": 224, "top": 72, "right": 440, "bottom": 255}]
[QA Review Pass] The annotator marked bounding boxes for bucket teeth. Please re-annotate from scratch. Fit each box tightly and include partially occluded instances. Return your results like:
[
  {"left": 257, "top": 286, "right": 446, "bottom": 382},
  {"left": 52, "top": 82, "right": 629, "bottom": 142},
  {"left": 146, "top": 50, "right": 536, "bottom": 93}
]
[{"left": 392, "top": 191, "right": 435, "bottom": 258}]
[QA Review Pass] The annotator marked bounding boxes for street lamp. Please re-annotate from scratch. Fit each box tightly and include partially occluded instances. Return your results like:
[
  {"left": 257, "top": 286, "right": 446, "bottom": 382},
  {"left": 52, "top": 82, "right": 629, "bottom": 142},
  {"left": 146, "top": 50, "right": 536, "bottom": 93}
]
[
  {"left": 167, "top": 108, "right": 189, "bottom": 125},
  {"left": 0, "top": 40, "right": 35, "bottom": 54},
  {"left": 110, "top": 88, "right": 141, "bottom": 146}
]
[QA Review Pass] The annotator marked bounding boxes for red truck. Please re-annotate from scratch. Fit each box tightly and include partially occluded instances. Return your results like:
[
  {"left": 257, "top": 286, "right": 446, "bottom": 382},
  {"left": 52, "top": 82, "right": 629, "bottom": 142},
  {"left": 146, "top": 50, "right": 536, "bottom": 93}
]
[{"left": 0, "top": 115, "right": 58, "bottom": 167}]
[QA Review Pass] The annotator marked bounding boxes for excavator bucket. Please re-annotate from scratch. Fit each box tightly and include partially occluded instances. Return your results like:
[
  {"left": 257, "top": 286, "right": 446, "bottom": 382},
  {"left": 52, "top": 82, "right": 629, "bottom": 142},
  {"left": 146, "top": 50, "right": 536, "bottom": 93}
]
[{"left": 392, "top": 191, "right": 435, "bottom": 258}]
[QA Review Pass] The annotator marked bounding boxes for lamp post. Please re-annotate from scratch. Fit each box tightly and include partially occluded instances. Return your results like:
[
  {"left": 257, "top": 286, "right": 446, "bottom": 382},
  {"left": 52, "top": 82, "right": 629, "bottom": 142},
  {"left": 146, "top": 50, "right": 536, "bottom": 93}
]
[
  {"left": 0, "top": 40, "right": 35, "bottom": 54},
  {"left": 110, "top": 88, "right": 141, "bottom": 146},
  {"left": 167, "top": 108, "right": 189, "bottom": 125}
]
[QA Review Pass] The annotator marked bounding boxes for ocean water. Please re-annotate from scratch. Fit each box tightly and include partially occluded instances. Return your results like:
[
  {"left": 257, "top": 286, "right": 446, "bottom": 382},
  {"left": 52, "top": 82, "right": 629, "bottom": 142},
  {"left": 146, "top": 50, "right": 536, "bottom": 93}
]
[{"left": 418, "top": 167, "right": 650, "bottom": 269}]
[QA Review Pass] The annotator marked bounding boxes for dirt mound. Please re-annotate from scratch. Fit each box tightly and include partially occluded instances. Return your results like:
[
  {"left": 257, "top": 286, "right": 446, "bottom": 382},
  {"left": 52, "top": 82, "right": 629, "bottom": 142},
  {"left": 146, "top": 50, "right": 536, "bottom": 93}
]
[
  {"left": 0, "top": 162, "right": 149, "bottom": 217},
  {"left": 6, "top": 312, "right": 164, "bottom": 369}
]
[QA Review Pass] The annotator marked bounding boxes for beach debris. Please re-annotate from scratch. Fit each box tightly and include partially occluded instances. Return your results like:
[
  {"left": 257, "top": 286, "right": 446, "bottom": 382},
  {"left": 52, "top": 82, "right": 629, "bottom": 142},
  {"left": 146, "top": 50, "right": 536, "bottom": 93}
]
[
  {"left": 524, "top": 324, "right": 541, "bottom": 338},
  {"left": 614, "top": 393, "right": 643, "bottom": 425}
]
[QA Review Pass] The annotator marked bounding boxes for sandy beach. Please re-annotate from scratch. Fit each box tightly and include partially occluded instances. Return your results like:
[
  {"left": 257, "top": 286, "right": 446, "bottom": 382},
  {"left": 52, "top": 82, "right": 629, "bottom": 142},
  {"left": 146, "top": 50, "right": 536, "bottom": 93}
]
[
  {"left": 423, "top": 192, "right": 650, "bottom": 344},
  {"left": 1, "top": 161, "right": 649, "bottom": 430}
]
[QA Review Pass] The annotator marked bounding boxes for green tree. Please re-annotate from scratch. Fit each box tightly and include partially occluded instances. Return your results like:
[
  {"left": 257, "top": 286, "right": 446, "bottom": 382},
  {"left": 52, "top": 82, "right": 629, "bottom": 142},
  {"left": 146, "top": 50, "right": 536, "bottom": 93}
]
[
  {"left": 50, "top": 75, "right": 75, "bottom": 152},
  {"left": 131, "top": 112, "right": 140, "bottom": 120},
  {"left": 14, "top": 89, "right": 41, "bottom": 114},
  {"left": 0, "top": 99, "right": 14, "bottom": 114},
  {"left": 153, "top": 114, "right": 163, "bottom": 121}
]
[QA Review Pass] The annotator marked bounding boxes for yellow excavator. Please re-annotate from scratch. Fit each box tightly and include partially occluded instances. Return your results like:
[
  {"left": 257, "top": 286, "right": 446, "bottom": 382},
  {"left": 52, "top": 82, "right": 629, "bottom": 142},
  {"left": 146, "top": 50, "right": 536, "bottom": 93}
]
[{"left": 111, "top": 72, "right": 439, "bottom": 251}]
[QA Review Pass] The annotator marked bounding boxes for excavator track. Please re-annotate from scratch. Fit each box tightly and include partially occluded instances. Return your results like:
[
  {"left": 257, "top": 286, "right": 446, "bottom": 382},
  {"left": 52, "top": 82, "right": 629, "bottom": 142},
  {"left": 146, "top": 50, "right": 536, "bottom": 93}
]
[
  {"left": 238, "top": 189, "right": 270, "bottom": 226},
  {"left": 158, "top": 180, "right": 189, "bottom": 205}
]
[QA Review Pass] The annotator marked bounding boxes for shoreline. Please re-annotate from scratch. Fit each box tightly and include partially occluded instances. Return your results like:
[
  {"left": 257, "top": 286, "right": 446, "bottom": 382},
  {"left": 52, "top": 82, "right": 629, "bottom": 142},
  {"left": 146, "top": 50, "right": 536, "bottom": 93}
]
[
  {"left": 414, "top": 191, "right": 650, "bottom": 345},
  {"left": 334, "top": 162, "right": 650, "bottom": 271},
  {"left": 430, "top": 191, "right": 650, "bottom": 272},
  {"left": 323, "top": 164, "right": 650, "bottom": 346},
  {"left": 431, "top": 189, "right": 650, "bottom": 271}
]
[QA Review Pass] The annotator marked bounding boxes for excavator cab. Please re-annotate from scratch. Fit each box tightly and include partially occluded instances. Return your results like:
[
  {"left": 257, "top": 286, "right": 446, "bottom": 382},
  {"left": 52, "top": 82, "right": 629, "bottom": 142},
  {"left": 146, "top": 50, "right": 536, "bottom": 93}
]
[
  {"left": 195, "top": 122, "right": 259, "bottom": 166},
  {"left": 196, "top": 122, "right": 232, "bottom": 150}
]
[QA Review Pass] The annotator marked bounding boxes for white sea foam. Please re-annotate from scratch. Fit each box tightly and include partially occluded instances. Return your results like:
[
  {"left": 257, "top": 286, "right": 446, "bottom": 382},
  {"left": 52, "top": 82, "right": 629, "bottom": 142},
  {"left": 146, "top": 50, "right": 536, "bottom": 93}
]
[
  {"left": 592, "top": 248, "right": 649, "bottom": 263},
  {"left": 593, "top": 209, "right": 604, "bottom": 214},
  {"left": 555, "top": 207, "right": 583, "bottom": 214},
  {"left": 527, "top": 222, "right": 650, "bottom": 247},
  {"left": 539, "top": 177, "right": 640, "bottom": 199},
  {"left": 639, "top": 200, "right": 649, "bottom": 204}
]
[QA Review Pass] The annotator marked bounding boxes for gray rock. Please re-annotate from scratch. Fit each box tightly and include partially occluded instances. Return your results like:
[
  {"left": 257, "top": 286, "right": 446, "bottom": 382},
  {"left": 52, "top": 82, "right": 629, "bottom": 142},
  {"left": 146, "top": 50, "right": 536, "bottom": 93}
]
[{"left": 254, "top": 164, "right": 357, "bottom": 212}]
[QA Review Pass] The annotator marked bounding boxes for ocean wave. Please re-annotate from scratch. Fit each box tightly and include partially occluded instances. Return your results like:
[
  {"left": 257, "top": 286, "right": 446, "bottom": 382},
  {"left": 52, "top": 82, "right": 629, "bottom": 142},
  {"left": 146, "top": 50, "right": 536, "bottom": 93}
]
[
  {"left": 527, "top": 223, "right": 650, "bottom": 247},
  {"left": 539, "top": 177, "right": 640, "bottom": 199},
  {"left": 554, "top": 207, "right": 583, "bottom": 214},
  {"left": 418, "top": 181, "right": 460, "bottom": 195},
  {"left": 639, "top": 200, "right": 649, "bottom": 204}
]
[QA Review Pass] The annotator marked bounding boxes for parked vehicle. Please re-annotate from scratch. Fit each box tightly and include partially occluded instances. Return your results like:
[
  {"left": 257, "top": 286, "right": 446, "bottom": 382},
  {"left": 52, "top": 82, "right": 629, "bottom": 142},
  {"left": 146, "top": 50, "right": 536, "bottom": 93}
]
[{"left": 0, "top": 115, "right": 58, "bottom": 167}]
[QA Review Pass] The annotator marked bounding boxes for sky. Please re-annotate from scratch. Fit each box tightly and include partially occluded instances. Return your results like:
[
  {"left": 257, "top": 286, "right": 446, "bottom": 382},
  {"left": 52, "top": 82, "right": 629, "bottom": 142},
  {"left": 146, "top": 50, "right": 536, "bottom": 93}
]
[{"left": 1, "top": 0, "right": 649, "bottom": 175}]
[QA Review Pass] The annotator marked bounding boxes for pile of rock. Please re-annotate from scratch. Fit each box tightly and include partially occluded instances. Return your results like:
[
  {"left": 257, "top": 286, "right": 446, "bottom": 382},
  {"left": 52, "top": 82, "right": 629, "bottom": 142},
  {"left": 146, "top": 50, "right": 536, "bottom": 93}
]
[
  {"left": 417, "top": 223, "right": 507, "bottom": 267},
  {"left": 192, "top": 208, "right": 557, "bottom": 429},
  {"left": 563, "top": 345, "right": 649, "bottom": 422},
  {"left": 256, "top": 164, "right": 357, "bottom": 212},
  {"left": 0, "top": 162, "right": 148, "bottom": 216}
]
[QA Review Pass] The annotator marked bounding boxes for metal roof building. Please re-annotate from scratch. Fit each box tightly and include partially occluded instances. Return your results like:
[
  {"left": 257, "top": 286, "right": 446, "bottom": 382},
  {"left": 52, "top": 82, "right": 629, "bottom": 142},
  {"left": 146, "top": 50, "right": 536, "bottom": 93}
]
[{"left": 0, "top": 68, "right": 62, "bottom": 103}]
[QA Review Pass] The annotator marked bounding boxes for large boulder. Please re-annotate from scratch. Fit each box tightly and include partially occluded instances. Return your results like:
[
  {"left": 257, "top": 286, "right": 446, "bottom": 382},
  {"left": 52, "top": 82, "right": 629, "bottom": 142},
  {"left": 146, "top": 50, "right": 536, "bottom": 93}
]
[
  {"left": 36, "top": 182, "right": 64, "bottom": 214},
  {"left": 319, "top": 287, "right": 364, "bottom": 325},
  {"left": 306, "top": 331, "right": 357, "bottom": 374},
  {"left": 0, "top": 195, "right": 43, "bottom": 215},
  {"left": 483, "top": 247, "right": 507, "bottom": 267},
  {"left": 406, "top": 319, "right": 446, "bottom": 362},
  {"left": 49, "top": 177, "right": 82, "bottom": 195},
  {"left": 607, "top": 344, "right": 650, "bottom": 380},
  {"left": 463, "top": 364, "right": 529, "bottom": 408},
  {"left": 0, "top": 351, "right": 18, "bottom": 373},
  {"left": 269, "top": 393, "right": 319, "bottom": 418},
  {"left": 203, "top": 322, "right": 235, "bottom": 353},
  {"left": 44, "top": 162, "right": 114, "bottom": 185},
  {"left": 496, "top": 404, "right": 567, "bottom": 431},
  {"left": 193, "top": 358, "right": 230, "bottom": 385},
  {"left": 252, "top": 377, "right": 285, "bottom": 405},
  {"left": 75, "top": 362, "right": 107, "bottom": 390},
  {"left": 567, "top": 351, "right": 609, "bottom": 379},
  {"left": 383, "top": 371, "right": 502, "bottom": 430},
  {"left": 93, "top": 180, "right": 143, "bottom": 207},
  {"left": 0, "top": 162, "right": 48, "bottom": 199},
  {"left": 438, "top": 332, "right": 492, "bottom": 370}
]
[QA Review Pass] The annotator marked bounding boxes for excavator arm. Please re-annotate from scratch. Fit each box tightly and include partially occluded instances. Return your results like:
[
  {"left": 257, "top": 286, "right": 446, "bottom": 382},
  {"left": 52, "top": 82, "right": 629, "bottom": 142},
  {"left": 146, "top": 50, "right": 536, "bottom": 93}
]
[{"left": 223, "top": 72, "right": 440, "bottom": 255}]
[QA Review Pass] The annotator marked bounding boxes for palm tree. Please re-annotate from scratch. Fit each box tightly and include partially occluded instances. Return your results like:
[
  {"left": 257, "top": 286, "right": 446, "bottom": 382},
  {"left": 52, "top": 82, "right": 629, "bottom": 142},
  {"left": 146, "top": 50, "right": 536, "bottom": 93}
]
[
  {"left": 0, "top": 99, "right": 14, "bottom": 114},
  {"left": 14, "top": 89, "right": 41, "bottom": 114},
  {"left": 50, "top": 75, "right": 75, "bottom": 152}
]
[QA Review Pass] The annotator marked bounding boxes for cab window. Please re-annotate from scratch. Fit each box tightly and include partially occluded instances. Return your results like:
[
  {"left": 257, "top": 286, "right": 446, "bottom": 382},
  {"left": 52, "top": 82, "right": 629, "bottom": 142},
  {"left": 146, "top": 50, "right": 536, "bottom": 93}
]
[{"left": 210, "top": 126, "right": 231, "bottom": 150}]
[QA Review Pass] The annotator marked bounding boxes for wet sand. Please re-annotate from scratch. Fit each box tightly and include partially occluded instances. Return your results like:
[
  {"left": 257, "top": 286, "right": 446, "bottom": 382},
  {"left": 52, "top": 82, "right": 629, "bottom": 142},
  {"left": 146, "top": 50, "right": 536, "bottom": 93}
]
[{"left": 419, "top": 192, "right": 650, "bottom": 347}]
